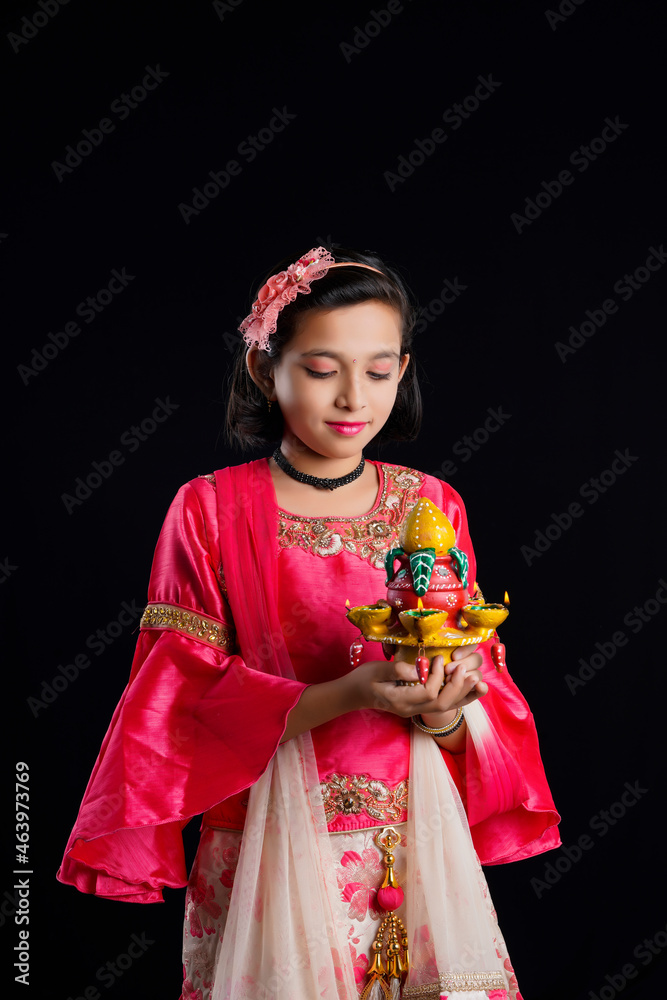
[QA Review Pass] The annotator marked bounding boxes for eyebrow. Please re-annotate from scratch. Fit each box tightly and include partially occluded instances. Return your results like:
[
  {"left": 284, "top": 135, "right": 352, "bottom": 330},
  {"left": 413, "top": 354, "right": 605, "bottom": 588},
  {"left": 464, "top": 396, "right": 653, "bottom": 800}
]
[{"left": 299, "top": 349, "right": 401, "bottom": 361}]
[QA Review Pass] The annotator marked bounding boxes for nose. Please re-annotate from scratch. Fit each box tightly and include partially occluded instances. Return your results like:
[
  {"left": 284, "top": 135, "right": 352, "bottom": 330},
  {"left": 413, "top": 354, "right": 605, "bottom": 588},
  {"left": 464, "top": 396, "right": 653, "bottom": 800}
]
[{"left": 336, "top": 369, "right": 366, "bottom": 412}]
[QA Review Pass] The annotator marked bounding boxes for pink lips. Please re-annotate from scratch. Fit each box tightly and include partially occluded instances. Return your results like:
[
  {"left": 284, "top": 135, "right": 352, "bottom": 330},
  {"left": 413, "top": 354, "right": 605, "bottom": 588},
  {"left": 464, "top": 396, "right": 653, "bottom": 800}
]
[{"left": 326, "top": 422, "right": 367, "bottom": 436}]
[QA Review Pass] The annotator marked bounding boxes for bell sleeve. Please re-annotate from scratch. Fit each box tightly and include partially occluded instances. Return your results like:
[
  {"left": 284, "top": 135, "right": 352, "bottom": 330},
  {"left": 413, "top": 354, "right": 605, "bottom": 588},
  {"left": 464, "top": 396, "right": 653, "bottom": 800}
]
[
  {"left": 424, "top": 477, "right": 561, "bottom": 865},
  {"left": 57, "top": 476, "right": 308, "bottom": 902}
]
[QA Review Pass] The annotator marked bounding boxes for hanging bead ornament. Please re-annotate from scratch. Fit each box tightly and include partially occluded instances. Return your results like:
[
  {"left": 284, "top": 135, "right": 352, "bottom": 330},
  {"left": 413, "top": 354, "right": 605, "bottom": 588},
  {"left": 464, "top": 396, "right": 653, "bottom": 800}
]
[
  {"left": 361, "top": 827, "right": 409, "bottom": 1000},
  {"left": 346, "top": 599, "right": 366, "bottom": 667},
  {"left": 491, "top": 640, "right": 507, "bottom": 672},
  {"left": 415, "top": 643, "right": 429, "bottom": 685},
  {"left": 350, "top": 637, "right": 365, "bottom": 667}
]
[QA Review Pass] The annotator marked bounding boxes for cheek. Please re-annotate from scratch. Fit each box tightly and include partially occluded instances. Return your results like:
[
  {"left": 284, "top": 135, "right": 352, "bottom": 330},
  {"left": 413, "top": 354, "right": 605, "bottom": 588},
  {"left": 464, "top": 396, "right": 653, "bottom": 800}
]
[{"left": 275, "top": 377, "right": 319, "bottom": 420}]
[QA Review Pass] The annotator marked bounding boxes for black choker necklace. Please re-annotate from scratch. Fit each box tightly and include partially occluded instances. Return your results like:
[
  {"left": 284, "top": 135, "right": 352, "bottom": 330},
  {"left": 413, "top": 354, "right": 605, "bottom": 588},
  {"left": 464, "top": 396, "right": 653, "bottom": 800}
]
[{"left": 272, "top": 447, "right": 365, "bottom": 491}]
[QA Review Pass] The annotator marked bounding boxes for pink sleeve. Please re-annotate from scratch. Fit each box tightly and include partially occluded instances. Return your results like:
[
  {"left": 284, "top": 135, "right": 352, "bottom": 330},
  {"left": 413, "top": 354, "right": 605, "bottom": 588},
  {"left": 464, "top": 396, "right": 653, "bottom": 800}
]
[
  {"left": 419, "top": 474, "right": 561, "bottom": 864},
  {"left": 57, "top": 479, "right": 307, "bottom": 902}
]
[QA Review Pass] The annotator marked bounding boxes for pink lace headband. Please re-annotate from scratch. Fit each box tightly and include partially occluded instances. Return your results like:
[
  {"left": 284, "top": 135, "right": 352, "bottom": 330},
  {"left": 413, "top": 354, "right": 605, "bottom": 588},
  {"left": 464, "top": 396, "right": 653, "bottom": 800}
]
[{"left": 238, "top": 246, "right": 386, "bottom": 351}]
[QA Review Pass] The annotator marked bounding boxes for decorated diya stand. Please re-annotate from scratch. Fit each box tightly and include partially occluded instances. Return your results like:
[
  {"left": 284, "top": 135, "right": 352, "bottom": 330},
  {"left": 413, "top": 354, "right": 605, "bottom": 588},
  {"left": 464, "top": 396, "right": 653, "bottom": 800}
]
[{"left": 346, "top": 498, "right": 509, "bottom": 676}]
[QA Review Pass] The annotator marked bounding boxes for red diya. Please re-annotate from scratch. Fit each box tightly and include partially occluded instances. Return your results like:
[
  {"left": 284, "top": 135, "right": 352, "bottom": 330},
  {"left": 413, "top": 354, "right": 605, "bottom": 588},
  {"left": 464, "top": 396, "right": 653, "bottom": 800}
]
[{"left": 346, "top": 498, "right": 509, "bottom": 672}]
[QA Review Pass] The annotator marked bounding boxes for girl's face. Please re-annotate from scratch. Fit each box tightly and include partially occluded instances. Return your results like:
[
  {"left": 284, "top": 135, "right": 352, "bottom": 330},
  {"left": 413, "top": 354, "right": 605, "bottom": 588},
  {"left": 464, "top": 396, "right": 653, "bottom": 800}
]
[{"left": 268, "top": 300, "right": 409, "bottom": 462}]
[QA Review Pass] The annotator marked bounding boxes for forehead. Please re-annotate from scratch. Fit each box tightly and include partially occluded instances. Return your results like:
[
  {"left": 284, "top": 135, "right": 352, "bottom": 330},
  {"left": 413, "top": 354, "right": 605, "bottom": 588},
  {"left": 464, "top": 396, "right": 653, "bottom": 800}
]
[{"left": 287, "top": 300, "right": 403, "bottom": 356}]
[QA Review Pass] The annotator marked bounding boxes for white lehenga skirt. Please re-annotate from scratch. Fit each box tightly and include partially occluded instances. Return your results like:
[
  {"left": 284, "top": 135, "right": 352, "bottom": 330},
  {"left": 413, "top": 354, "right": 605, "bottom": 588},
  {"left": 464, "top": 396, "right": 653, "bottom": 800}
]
[{"left": 180, "top": 823, "right": 522, "bottom": 1000}]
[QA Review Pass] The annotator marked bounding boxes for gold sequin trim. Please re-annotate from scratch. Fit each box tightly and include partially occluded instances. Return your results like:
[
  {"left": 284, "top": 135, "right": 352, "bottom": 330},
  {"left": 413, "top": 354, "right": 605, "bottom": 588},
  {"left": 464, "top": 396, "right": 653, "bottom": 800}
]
[
  {"left": 277, "top": 464, "right": 424, "bottom": 569},
  {"left": 403, "top": 971, "right": 507, "bottom": 996},
  {"left": 321, "top": 773, "right": 409, "bottom": 825},
  {"left": 140, "top": 602, "right": 235, "bottom": 652}
]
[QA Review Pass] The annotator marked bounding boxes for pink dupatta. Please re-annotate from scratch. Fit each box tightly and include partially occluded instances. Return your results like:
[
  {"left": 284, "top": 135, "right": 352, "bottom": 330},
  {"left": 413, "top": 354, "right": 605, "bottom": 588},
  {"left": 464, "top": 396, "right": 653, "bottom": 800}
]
[{"left": 213, "top": 460, "right": 358, "bottom": 999}]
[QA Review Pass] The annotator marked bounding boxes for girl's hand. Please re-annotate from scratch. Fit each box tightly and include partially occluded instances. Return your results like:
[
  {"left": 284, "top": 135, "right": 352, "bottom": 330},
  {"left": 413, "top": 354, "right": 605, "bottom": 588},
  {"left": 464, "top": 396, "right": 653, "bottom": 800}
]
[{"left": 349, "top": 645, "right": 486, "bottom": 719}]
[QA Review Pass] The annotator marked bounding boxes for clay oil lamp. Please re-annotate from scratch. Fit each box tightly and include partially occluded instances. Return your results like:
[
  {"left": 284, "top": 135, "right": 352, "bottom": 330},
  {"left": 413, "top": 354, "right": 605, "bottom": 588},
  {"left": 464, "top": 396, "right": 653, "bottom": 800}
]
[
  {"left": 345, "top": 600, "right": 393, "bottom": 638},
  {"left": 398, "top": 598, "right": 447, "bottom": 643},
  {"left": 460, "top": 603, "right": 508, "bottom": 631}
]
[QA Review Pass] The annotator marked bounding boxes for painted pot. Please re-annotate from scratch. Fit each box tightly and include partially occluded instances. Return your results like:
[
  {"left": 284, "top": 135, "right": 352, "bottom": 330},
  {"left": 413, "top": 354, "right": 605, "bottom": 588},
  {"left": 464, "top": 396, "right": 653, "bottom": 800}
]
[{"left": 385, "top": 553, "right": 468, "bottom": 627}]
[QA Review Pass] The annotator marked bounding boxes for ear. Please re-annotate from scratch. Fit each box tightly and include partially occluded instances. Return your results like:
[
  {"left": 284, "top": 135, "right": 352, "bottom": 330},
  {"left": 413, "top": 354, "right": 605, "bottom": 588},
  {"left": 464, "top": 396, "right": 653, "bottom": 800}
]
[
  {"left": 246, "top": 346, "right": 276, "bottom": 400},
  {"left": 398, "top": 353, "right": 410, "bottom": 382}
]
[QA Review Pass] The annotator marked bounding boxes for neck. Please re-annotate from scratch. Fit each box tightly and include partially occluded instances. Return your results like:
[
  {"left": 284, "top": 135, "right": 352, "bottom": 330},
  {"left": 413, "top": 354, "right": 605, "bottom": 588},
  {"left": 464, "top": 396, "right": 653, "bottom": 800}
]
[{"left": 277, "top": 437, "right": 364, "bottom": 482}]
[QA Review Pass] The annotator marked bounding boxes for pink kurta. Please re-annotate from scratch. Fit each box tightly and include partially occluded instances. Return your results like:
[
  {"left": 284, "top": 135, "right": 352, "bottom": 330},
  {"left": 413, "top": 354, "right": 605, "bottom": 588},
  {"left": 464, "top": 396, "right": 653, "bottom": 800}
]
[
  {"left": 57, "top": 459, "right": 560, "bottom": 998},
  {"left": 58, "top": 458, "right": 559, "bottom": 896}
]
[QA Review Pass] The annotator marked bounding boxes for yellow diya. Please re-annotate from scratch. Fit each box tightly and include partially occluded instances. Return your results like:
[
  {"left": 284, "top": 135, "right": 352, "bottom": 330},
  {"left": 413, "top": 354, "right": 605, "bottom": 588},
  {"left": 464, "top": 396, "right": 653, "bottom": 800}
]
[
  {"left": 460, "top": 603, "right": 508, "bottom": 630},
  {"left": 346, "top": 602, "right": 394, "bottom": 637}
]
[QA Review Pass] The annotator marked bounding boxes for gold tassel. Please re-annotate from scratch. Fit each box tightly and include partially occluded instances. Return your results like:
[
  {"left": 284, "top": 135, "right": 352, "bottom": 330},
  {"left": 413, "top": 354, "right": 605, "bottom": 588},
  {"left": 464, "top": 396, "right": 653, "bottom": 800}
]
[{"left": 361, "top": 828, "right": 410, "bottom": 1000}]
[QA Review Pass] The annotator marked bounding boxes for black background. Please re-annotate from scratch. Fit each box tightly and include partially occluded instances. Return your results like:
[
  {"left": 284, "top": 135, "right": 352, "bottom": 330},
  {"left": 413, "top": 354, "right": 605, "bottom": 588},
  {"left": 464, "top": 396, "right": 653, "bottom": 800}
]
[{"left": 3, "top": 1, "right": 666, "bottom": 998}]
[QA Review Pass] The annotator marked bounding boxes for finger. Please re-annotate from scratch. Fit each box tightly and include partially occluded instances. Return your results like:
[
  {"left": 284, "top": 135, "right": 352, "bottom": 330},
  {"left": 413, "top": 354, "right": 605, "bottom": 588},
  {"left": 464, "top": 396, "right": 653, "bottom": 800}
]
[
  {"left": 392, "top": 658, "right": 423, "bottom": 684},
  {"left": 451, "top": 644, "right": 479, "bottom": 660},
  {"left": 461, "top": 670, "right": 487, "bottom": 702},
  {"left": 452, "top": 651, "right": 483, "bottom": 675},
  {"left": 442, "top": 664, "right": 485, "bottom": 707},
  {"left": 430, "top": 660, "right": 469, "bottom": 708},
  {"left": 444, "top": 654, "right": 482, "bottom": 681},
  {"left": 422, "top": 654, "right": 445, "bottom": 698}
]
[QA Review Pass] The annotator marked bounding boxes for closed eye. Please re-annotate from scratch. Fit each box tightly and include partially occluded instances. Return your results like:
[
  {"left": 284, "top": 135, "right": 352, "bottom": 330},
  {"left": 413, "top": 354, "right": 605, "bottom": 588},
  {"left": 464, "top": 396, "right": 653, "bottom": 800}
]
[{"left": 305, "top": 368, "right": 393, "bottom": 380}]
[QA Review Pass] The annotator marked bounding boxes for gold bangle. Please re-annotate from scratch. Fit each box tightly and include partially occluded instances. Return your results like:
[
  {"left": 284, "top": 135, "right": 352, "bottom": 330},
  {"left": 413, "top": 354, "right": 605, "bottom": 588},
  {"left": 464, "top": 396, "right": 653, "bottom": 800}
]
[{"left": 412, "top": 707, "right": 464, "bottom": 738}]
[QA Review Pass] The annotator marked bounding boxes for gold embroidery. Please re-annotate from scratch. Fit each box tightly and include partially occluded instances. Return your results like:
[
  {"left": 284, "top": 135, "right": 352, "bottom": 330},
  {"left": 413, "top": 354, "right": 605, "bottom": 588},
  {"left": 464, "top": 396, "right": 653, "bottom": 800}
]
[
  {"left": 321, "top": 773, "right": 409, "bottom": 825},
  {"left": 403, "top": 971, "right": 507, "bottom": 996},
  {"left": 198, "top": 473, "right": 216, "bottom": 487},
  {"left": 140, "top": 602, "right": 235, "bottom": 652},
  {"left": 277, "top": 465, "right": 424, "bottom": 568}
]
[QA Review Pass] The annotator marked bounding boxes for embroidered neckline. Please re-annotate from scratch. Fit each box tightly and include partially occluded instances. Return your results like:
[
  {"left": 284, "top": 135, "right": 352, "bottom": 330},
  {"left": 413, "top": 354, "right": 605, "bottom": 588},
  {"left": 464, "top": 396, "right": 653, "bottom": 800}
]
[
  {"left": 274, "top": 459, "right": 387, "bottom": 522},
  {"left": 275, "top": 463, "right": 425, "bottom": 568}
]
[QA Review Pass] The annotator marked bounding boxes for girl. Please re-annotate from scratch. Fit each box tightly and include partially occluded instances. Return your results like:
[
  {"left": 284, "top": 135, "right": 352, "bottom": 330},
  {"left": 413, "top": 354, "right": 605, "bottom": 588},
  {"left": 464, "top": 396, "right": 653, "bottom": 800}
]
[{"left": 58, "top": 245, "right": 560, "bottom": 1000}]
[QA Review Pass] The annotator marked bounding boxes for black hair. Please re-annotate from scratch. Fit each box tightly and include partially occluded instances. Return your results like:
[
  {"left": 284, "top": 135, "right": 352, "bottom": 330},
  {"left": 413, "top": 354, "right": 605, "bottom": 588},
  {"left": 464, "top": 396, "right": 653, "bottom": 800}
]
[{"left": 225, "top": 245, "right": 422, "bottom": 450}]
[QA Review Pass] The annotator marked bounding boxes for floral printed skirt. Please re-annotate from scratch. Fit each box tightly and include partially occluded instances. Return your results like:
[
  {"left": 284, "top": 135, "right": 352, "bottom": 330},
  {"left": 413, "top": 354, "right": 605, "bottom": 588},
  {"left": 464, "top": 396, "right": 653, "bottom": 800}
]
[{"left": 180, "top": 824, "right": 522, "bottom": 1000}]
